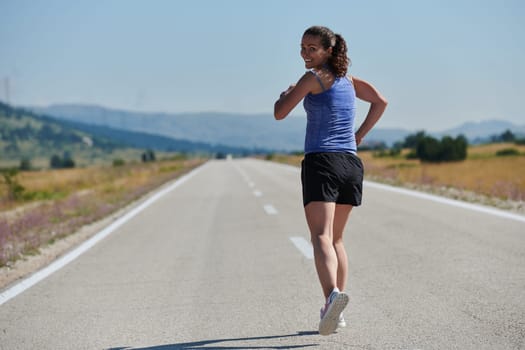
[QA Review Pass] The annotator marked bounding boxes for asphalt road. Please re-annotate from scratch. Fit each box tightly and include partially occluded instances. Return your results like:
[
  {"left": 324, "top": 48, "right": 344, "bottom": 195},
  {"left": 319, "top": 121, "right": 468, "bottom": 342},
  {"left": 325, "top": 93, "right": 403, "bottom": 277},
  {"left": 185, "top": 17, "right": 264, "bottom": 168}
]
[{"left": 0, "top": 158, "right": 524, "bottom": 350}]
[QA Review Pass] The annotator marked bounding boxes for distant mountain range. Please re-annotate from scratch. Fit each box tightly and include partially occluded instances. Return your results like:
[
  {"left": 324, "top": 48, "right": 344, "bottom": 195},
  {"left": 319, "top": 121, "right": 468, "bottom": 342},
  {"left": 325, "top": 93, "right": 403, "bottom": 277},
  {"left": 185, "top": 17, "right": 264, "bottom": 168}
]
[
  {"left": 31, "top": 104, "right": 525, "bottom": 151},
  {"left": 0, "top": 102, "right": 123, "bottom": 164},
  {"left": 0, "top": 102, "right": 263, "bottom": 167},
  {"left": 8, "top": 100, "right": 522, "bottom": 169},
  {"left": 32, "top": 104, "right": 305, "bottom": 152},
  {"left": 438, "top": 120, "right": 525, "bottom": 143}
]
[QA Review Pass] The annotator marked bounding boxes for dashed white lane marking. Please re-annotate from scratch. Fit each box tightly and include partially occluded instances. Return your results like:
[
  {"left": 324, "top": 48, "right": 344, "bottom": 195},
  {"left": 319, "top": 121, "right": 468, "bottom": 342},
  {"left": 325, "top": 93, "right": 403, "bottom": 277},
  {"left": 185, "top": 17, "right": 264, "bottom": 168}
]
[
  {"left": 0, "top": 162, "right": 208, "bottom": 306},
  {"left": 290, "top": 237, "right": 314, "bottom": 259},
  {"left": 264, "top": 204, "right": 278, "bottom": 215},
  {"left": 253, "top": 190, "right": 262, "bottom": 197}
]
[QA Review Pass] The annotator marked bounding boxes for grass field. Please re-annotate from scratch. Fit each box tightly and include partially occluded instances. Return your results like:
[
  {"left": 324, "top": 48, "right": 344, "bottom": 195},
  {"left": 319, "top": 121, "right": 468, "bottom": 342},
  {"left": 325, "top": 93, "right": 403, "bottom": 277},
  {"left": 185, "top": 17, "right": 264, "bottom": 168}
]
[
  {"left": 269, "top": 143, "right": 525, "bottom": 203},
  {"left": 364, "top": 144, "right": 525, "bottom": 201}
]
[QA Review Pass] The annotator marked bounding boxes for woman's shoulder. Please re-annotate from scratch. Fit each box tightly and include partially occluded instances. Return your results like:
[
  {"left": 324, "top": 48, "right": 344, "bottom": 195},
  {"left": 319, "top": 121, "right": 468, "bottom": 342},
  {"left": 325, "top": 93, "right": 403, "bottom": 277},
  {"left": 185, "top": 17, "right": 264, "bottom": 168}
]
[
  {"left": 296, "top": 70, "right": 325, "bottom": 94},
  {"left": 301, "top": 70, "right": 320, "bottom": 81}
]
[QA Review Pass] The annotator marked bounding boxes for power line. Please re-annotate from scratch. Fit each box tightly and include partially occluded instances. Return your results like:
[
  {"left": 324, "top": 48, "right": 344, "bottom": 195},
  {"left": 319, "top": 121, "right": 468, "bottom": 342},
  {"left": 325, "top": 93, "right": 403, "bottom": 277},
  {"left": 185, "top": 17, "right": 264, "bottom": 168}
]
[{"left": 3, "top": 77, "right": 10, "bottom": 104}]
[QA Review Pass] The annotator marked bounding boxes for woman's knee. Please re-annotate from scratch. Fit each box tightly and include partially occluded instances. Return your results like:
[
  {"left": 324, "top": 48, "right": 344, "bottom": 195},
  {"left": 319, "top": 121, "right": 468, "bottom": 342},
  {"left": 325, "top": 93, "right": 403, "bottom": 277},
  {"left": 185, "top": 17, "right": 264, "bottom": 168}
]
[
  {"left": 332, "top": 237, "right": 345, "bottom": 251},
  {"left": 311, "top": 232, "right": 332, "bottom": 248}
]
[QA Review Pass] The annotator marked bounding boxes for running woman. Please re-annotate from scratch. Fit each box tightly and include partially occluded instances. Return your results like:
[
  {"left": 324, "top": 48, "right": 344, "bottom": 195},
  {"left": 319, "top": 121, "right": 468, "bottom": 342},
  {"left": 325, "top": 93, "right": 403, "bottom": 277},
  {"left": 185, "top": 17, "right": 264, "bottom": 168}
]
[{"left": 274, "top": 25, "right": 387, "bottom": 335}]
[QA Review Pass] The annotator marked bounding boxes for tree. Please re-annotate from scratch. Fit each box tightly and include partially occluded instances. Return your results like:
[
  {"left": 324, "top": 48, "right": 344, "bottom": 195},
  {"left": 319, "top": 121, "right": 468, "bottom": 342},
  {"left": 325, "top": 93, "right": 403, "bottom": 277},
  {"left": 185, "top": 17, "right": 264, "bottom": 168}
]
[
  {"left": 416, "top": 135, "right": 468, "bottom": 162},
  {"left": 50, "top": 152, "right": 76, "bottom": 169},
  {"left": 141, "top": 149, "right": 156, "bottom": 162},
  {"left": 500, "top": 129, "right": 515, "bottom": 142},
  {"left": 453, "top": 135, "right": 468, "bottom": 160},
  {"left": 416, "top": 136, "right": 441, "bottom": 161},
  {"left": 403, "top": 130, "right": 426, "bottom": 148},
  {"left": 491, "top": 129, "right": 516, "bottom": 143},
  {"left": 62, "top": 151, "right": 75, "bottom": 168},
  {"left": 50, "top": 154, "right": 62, "bottom": 169},
  {"left": 19, "top": 158, "right": 32, "bottom": 171}
]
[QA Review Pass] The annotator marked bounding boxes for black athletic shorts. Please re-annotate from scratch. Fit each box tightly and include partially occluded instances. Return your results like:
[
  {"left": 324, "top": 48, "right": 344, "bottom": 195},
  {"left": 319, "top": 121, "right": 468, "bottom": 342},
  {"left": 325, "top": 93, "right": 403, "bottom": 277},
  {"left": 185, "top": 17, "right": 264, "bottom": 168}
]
[{"left": 301, "top": 152, "right": 363, "bottom": 207}]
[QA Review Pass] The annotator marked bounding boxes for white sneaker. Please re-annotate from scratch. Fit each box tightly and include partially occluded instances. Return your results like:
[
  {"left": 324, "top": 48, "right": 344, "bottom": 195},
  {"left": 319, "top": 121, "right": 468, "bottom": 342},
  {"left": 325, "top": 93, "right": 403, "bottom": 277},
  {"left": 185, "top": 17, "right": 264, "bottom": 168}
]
[
  {"left": 319, "top": 289, "right": 349, "bottom": 336},
  {"left": 338, "top": 313, "right": 347, "bottom": 328}
]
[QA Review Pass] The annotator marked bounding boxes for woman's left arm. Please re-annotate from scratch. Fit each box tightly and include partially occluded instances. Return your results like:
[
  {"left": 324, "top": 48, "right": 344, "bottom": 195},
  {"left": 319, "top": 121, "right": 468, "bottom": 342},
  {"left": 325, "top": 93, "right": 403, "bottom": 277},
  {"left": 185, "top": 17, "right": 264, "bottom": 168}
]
[{"left": 352, "top": 76, "right": 388, "bottom": 145}]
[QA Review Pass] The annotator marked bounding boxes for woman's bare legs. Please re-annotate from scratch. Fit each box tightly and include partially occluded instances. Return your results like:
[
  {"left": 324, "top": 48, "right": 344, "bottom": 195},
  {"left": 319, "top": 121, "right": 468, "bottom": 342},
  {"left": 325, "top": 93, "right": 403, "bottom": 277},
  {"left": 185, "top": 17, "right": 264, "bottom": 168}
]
[
  {"left": 305, "top": 202, "right": 353, "bottom": 298},
  {"left": 333, "top": 204, "right": 353, "bottom": 292},
  {"left": 304, "top": 201, "right": 338, "bottom": 298}
]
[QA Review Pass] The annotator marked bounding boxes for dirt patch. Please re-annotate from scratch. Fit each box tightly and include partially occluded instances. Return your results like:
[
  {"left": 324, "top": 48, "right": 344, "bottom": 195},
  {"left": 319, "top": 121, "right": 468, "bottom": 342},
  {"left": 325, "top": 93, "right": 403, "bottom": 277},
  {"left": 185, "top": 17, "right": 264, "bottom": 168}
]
[{"left": 1, "top": 208, "right": 116, "bottom": 291}]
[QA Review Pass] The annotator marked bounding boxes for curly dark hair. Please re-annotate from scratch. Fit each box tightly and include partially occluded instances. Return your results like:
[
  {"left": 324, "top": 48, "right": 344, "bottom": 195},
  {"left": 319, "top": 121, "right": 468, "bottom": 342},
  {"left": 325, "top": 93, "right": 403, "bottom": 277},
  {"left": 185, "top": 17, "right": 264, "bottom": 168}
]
[{"left": 303, "top": 26, "right": 351, "bottom": 77}]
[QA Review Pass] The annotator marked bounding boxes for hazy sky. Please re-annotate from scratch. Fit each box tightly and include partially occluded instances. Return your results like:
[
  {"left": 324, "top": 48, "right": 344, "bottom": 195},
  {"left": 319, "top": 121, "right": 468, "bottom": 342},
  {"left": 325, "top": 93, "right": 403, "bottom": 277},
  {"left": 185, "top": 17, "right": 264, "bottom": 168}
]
[{"left": 1, "top": 0, "right": 523, "bottom": 131}]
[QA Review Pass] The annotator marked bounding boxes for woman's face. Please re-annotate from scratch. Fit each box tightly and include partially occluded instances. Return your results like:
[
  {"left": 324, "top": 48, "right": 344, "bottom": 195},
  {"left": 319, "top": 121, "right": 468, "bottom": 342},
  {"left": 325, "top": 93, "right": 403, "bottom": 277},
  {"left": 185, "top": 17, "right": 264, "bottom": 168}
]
[{"left": 300, "top": 34, "right": 332, "bottom": 70}]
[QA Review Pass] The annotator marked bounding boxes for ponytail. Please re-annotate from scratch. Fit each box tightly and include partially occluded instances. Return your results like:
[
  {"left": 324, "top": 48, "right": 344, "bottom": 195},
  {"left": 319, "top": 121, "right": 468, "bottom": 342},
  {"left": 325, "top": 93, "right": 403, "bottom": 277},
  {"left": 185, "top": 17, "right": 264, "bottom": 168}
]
[{"left": 328, "top": 34, "right": 350, "bottom": 77}]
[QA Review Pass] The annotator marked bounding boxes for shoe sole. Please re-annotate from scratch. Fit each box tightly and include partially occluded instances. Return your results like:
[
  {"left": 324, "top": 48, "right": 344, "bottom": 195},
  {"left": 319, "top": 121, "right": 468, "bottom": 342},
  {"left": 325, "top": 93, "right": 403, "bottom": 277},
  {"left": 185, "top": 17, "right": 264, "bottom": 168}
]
[{"left": 318, "top": 292, "right": 349, "bottom": 336}]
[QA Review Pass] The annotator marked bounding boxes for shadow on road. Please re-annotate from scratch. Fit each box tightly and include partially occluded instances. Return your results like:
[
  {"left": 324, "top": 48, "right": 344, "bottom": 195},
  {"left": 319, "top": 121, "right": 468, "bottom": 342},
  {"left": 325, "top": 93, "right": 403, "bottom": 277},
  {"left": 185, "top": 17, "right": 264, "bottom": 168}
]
[{"left": 107, "top": 331, "right": 319, "bottom": 349}]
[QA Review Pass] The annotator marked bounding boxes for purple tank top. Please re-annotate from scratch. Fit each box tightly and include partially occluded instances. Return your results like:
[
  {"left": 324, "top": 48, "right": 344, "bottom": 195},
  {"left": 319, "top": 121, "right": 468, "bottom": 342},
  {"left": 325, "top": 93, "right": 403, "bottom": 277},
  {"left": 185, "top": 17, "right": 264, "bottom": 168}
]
[{"left": 303, "top": 72, "right": 357, "bottom": 154}]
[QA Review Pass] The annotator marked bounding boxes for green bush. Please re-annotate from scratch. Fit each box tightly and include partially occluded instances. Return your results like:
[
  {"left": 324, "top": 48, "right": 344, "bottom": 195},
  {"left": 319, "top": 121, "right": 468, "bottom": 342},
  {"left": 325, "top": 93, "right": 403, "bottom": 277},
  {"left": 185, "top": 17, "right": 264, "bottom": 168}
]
[
  {"left": 1, "top": 168, "right": 25, "bottom": 201},
  {"left": 113, "top": 158, "right": 125, "bottom": 167},
  {"left": 415, "top": 135, "right": 468, "bottom": 162},
  {"left": 50, "top": 152, "right": 76, "bottom": 169},
  {"left": 19, "top": 158, "right": 32, "bottom": 171},
  {"left": 141, "top": 149, "right": 156, "bottom": 162},
  {"left": 496, "top": 148, "right": 520, "bottom": 156}
]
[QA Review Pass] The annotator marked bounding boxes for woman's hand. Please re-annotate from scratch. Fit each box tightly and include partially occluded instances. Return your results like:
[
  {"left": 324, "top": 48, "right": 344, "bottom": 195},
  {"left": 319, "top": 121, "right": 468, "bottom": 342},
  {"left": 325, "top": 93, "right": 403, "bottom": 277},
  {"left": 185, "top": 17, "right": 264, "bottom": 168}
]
[
  {"left": 280, "top": 84, "right": 296, "bottom": 98},
  {"left": 355, "top": 134, "right": 364, "bottom": 146}
]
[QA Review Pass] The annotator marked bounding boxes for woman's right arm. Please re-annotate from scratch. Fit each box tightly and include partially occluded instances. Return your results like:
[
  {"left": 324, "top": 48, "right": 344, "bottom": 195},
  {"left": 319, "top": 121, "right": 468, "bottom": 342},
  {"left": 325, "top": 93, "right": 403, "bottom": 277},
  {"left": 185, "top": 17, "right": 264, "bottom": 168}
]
[{"left": 274, "top": 73, "right": 315, "bottom": 120}]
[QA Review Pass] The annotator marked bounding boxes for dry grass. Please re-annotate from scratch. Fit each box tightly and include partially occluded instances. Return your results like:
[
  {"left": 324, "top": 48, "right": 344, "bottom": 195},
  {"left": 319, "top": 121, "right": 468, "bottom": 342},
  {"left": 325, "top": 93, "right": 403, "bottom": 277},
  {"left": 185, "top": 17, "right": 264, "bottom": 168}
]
[
  {"left": 362, "top": 153, "right": 524, "bottom": 200},
  {"left": 0, "top": 157, "right": 206, "bottom": 266},
  {"left": 269, "top": 143, "right": 525, "bottom": 202}
]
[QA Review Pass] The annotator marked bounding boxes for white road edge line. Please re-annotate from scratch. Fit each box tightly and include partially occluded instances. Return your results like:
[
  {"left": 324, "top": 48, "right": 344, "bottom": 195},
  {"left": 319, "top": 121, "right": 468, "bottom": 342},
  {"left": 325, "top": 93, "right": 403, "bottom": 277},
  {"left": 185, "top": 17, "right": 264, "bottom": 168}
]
[
  {"left": 263, "top": 204, "right": 278, "bottom": 215},
  {"left": 290, "top": 237, "right": 314, "bottom": 259},
  {"left": 364, "top": 180, "right": 525, "bottom": 223},
  {"left": 0, "top": 162, "right": 208, "bottom": 306}
]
